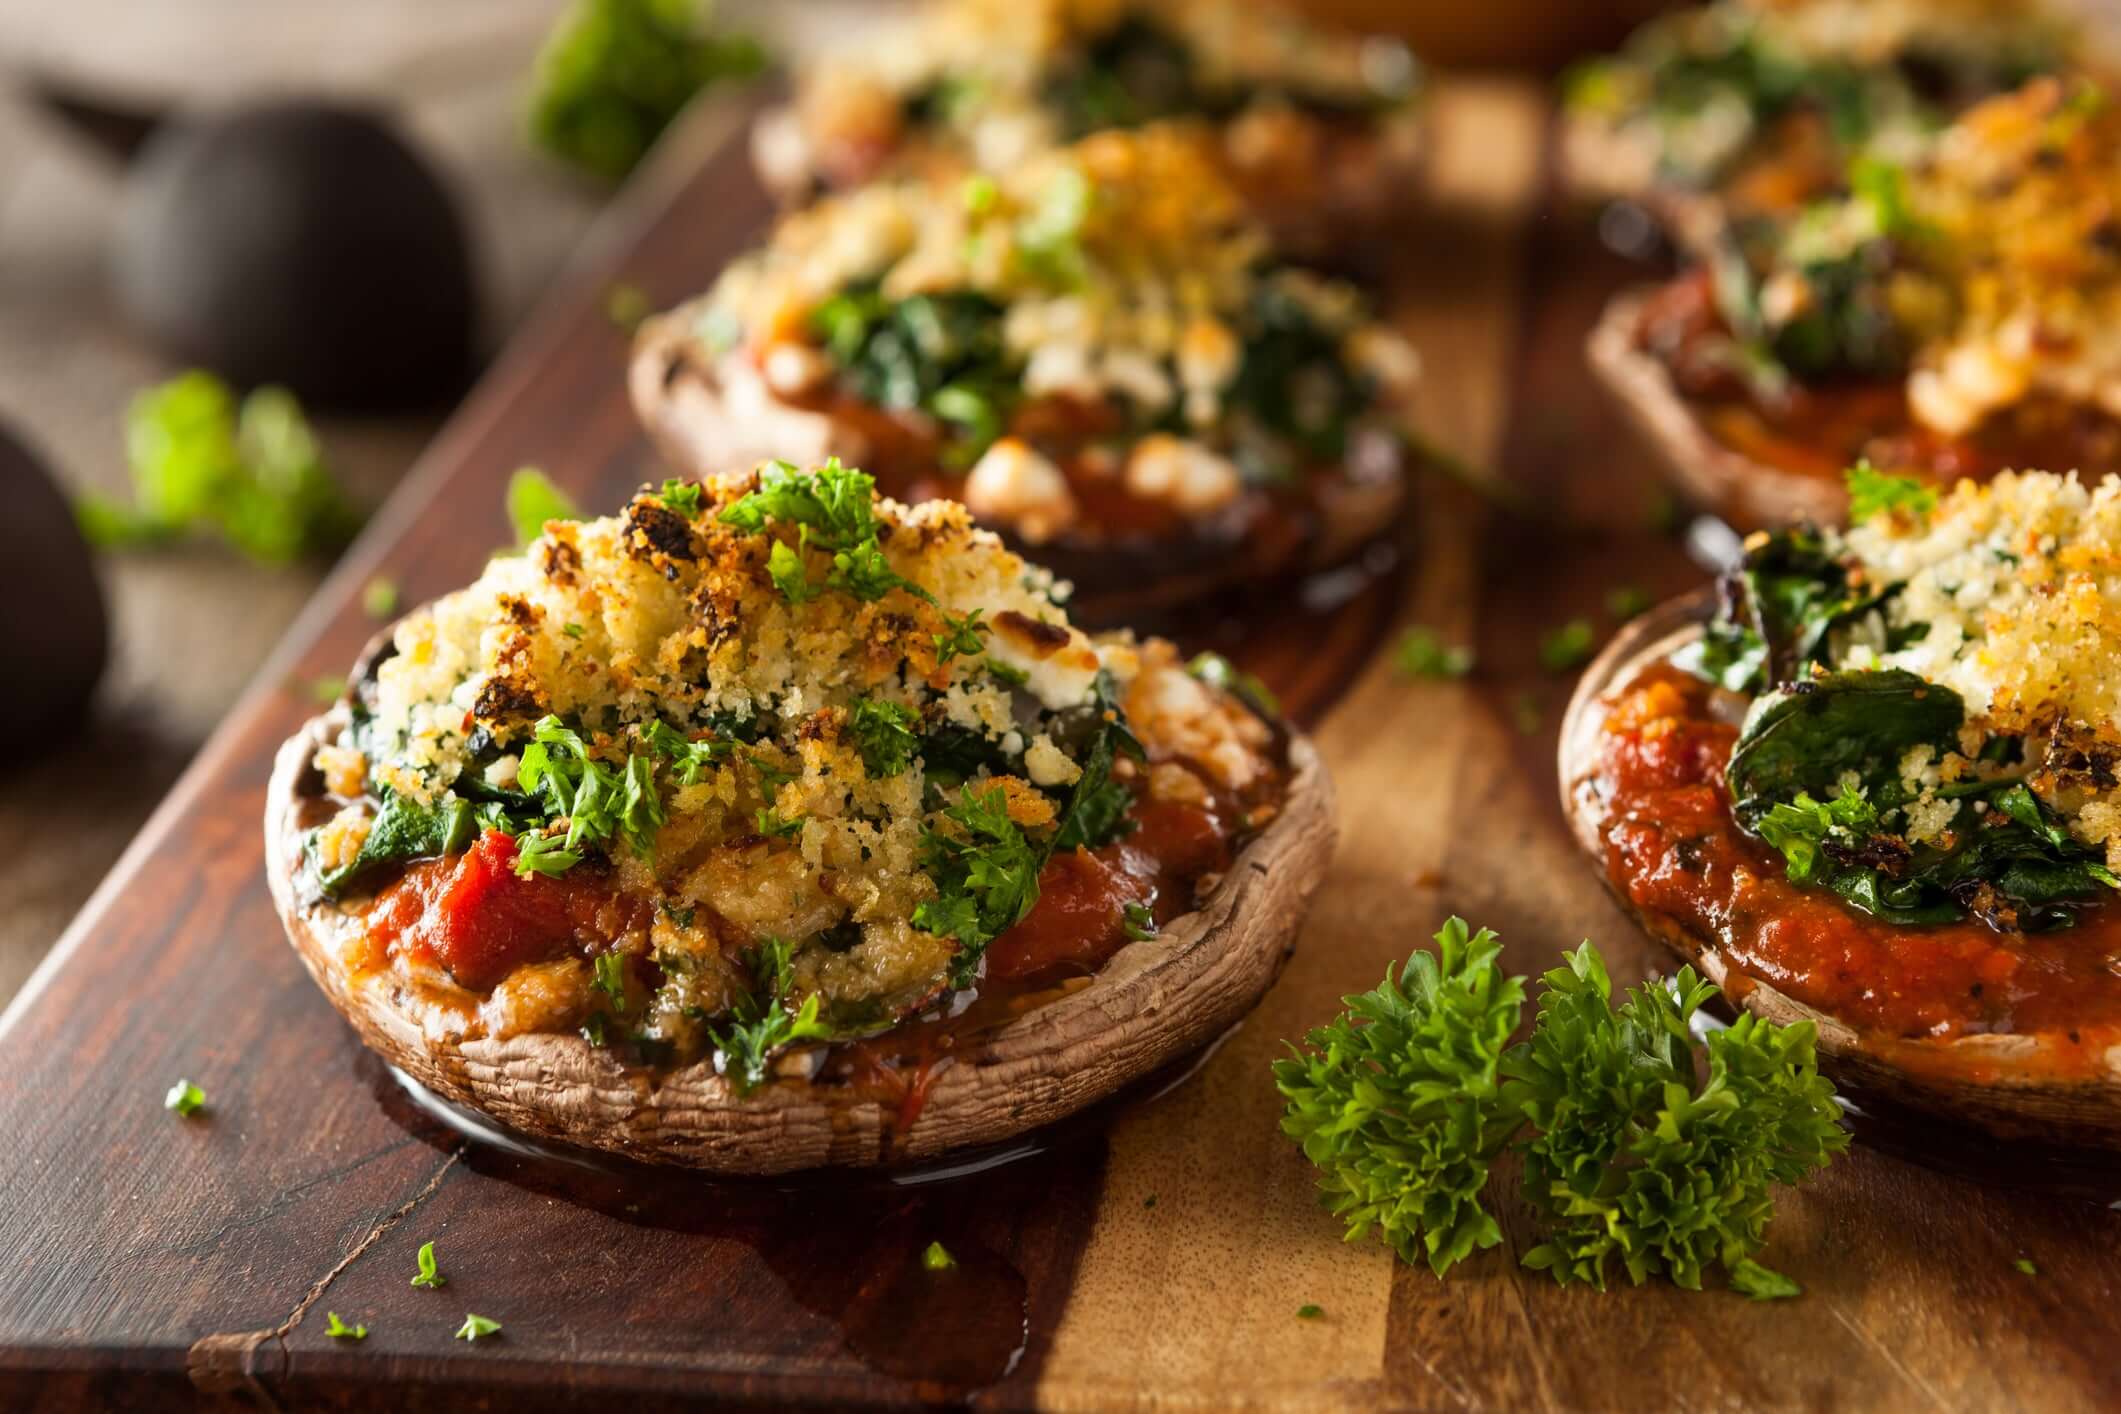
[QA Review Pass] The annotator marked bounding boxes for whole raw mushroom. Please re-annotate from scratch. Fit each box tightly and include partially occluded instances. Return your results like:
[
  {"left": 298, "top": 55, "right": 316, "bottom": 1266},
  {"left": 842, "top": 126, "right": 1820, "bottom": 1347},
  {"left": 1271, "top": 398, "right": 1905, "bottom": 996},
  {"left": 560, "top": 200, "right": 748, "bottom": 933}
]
[
  {"left": 0, "top": 422, "right": 108, "bottom": 734},
  {"left": 114, "top": 101, "right": 478, "bottom": 411}
]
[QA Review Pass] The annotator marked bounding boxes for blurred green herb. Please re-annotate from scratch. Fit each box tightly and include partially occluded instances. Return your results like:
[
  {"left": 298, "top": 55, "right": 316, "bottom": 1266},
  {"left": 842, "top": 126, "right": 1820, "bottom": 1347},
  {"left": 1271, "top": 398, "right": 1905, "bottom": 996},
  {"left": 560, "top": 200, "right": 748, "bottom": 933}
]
[
  {"left": 454, "top": 1313, "right": 501, "bottom": 1342},
  {"left": 77, "top": 371, "right": 360, "bottom": 564},
  {"left": 923, "top": 1241, "right": 957, "bottom": 1271},
  {"left": 605, "top": 281, "right": 652, "bottom": 331},
  {"left": 528, "top": 0, "right": 765, "bottom": 182},
  {"left": 1394, "top": 627, "right": 1473, "bottom": 681},
  {"left": 1606, "top": 586, "right": 1650, "bottom": 622},
  {"left": 324, "top": 1312, "right": 367, "bottom": 1341},
  {"left": 362, "top": 576, "right": 400, "bottom": 620},
  {"left": 164, "top": 1078, "right": 206, "bottom": 1117},
  {"left": 412, "top": 1241, "right": 446, "bottom": 1289},
  {"left": 508, "top": 467, "right": 580, "bottom": 547},
  {"left": 1538, "top": 619, "right": 1596, "bottom": 674},
  {"left": 1296, "top": 1304, "right": 1324, "bottom": 1320}
]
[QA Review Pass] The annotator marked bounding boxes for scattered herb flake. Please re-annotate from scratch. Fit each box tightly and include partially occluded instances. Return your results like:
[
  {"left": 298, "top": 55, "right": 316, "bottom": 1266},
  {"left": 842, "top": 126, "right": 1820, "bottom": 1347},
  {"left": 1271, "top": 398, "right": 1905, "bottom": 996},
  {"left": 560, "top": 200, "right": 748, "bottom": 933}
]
[
  {"left": 1729, "top": 1260, "right": 1804, "bottom": 1301},
  {"left": 1844, "top": 461, "right": 1936, "bottom": 524},
  {"left": 605, "top": 282, "right": 651, "bottom": 331},
  {"left": 922, "top": 1241, "right": 957, "bottom": 1271},
  {"left": 1143, "top": 1194, "right": 1158, "bottom": 1210},
  {"left": 411, "top": 1241, "right": 445, "bottom": 1289},
  {"left": 1538, "top": 619, "right": 1596, "bottom": 674},
  {"left": 362, "top": 576, "right": 400, "bottom": 620},
  {"left": 1513, "top": 693, "right": 1543, "bottom": 736},
  {"left": 1296, "top": 1304, "right": 1324, "bottom": 1320},
  {"left": 507, "top": 467, "right": 580, "bottom": 547},
  {"left": 454, "top": 1313, "right": 501, "bottom": 1342},
  {"left": 1605, "top": 586, "right": 1650, "bottom": 621},
  {"left": 591, "top": 952, "right": 629, "bottom": 1011},
  {"left": 309, "top": 674, "right": 348, "bottom": 706},
  {"left": 324, "top": 1312, "right": 367, "bottom": 1340},
  {"left": 164, "top": 1079, "right": 206, "bottom": 1117},
  {"left": 1122, "top": 901, "right": 1157, "bottom": 941},
  {"left": 563, "top": 622, "right": 586, "bottom": 639},
  {"left": 2014, "top": 1257, "right": 2038, "bottom": 1276},
  {"left": 1394, "top": 626, "right": 1474, "bottom": 681}
]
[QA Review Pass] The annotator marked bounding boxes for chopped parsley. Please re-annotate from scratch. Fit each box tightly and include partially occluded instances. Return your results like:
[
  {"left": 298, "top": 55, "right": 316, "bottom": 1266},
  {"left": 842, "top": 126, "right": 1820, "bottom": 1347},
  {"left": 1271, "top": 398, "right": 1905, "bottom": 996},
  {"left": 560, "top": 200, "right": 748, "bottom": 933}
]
[
  {"left": 1393, "top": 627, "right": 1473, "bottom": 680},
  {"left": 1729, "top": 1260, "right": 1804, "bottom": 1301},
  {"left": 660, "top": 477, "right": 705, "bottom": 517},
  {"left": 1537, "top": 619, "right": 1596, "bottom": 674},
  {"left": 516, "top": 715, "right": 665, "bottom": 864},
  {"left": 164, "top": 1079, "right": 206, "bottom": 1117},
  {"left": 324, "top": 1312, "right": 368, "bottom": 1341},
  {"left": 984, "top": 657, "right": 1030, "bottom": 689},
  {"left": 1295, "top": 1304, "right": 1324, "bottom": 1321},
  {"left": 711, "top": 938, "right": 831, "bottom": 1093},
  {"left": 755, "top": 807, "right": 804, "bottom": 840},
  {"left": 1605, "top": 585, "right": 1650, "bottom": 621},
  {"left": 513, "top": 830, "right": 583, "bottom": 878},
  {"left": 721, "top": 459, "right": 930, "bottom": 605},
  {"left": 411, "top": 1241, "right": 445, "bottom": 1289},
  {"left": 1844, "top": 461, "right": 1936, "bottom": 524},
  {"left": 605, "top": 282, "right": 651, "bottom": 331},
  {"left": 591, "top": 952, "right": 630, "bottom": 1011},
  {"left": 848, "top": 699, "right": 920, "bottom": 778},
  {"left": 507, "top": 467, "right": 580, "bottom": 547},
  {"left": 922, "top": 1241, "right": 957, "bottom": 1271},
  {"left": 1122, "top": 901, "right": 1157, "bottom": 941},
  {"left": 915, "top": 786, "right": 1044, "bottom": 987},
  {"left": 2014, "top": 1257, "right": 2038, "bottom": 1277},
  {"left": 454, "top": 1313, "right": 501, "bottom": 1342},
  {"left": 933, "top": 608, "right": 987, "bottom": 663},
  {"left": 563, "top": 621, "right": 586, "bottom": 639},
  {"left": 362, "top": 576, "right": 400, "bottom": 620}
]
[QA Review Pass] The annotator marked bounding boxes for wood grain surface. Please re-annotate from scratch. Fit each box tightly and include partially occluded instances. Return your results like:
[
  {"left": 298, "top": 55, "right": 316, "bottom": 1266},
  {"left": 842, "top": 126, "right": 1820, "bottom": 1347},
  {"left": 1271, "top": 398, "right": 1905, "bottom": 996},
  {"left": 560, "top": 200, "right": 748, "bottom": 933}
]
[{"left": 1, "top": 78, "right": 2117, "bottom": 1413}]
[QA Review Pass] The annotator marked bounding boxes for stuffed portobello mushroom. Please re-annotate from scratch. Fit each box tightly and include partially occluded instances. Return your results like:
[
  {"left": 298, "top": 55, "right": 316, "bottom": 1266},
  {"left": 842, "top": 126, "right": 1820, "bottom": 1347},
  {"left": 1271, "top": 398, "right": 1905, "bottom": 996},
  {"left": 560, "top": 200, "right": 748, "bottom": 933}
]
[
  {"left": 632, "top": 125, "right": 1421, "bottom": 622},
  {"left": 1562, "top": 468, "right": 2121, "bottom": 1146},
  {"left": 1564, "top": 0, "right": 2076, "bottom": 255},
  {"left": 1593, "top": 76, "right": 2121, "bottom": 527},
  {"left": 750, "top": 0, "right": 1425, "bottom": 266},
  {"left": 266, "top": 462, "right": 1333, "bottom": 1172}
]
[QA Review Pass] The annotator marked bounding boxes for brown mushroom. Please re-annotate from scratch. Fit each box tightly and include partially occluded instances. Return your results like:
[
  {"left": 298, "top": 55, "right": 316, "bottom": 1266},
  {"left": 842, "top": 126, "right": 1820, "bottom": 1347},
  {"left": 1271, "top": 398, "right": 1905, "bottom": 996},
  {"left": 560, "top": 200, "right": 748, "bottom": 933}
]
[
  {"left": 1557, "top": 591, "right": 2121, "bottom": 1149},
  {"left": 628, "top": 310, "right": 1410, "bottom": 625},
  {"left": 265, "top": 668, "right": 1336, "bottom": 1175},
  {"left": 1587, "top": 285, "right": 1851, "bottom": 529}
]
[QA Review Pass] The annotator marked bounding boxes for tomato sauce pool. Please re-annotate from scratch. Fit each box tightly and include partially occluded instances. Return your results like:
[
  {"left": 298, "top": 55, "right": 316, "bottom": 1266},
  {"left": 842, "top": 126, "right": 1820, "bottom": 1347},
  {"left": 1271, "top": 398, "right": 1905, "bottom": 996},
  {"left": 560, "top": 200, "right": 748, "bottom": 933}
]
[{"left": 1596, "top": 664, "right": 2121, "bottom": 1078}]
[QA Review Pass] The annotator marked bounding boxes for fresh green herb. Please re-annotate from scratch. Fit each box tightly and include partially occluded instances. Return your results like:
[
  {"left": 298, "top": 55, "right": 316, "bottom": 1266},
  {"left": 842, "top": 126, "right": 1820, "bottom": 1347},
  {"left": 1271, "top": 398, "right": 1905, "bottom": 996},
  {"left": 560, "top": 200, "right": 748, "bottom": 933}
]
[
  {"left": 1228, "top": 281, "right": 1376, "bottom": 462},
  {"left": 638, "top": 717, "right": 731, "bottom": 784},
  {"left": 517, "top": 715, "right": 665, "bottom": 863},
  {"left": 312, "top": 791, "right": 477, "bottom": 899},
  {"left": 454, "top": 1313, "right": 501, "bottom": 1342},
  {"left": 513, "top": 830, "right": 583, "bottom": 878},
  {"left": 591, "top": 952, "right": 630, "bottom": 1011},
  {"left": 808, "top": 287, "right": 1018, "bottom": 467},
  {"left": 76, "top": 372, "right": 360, "bottom": 564},
  {"left": 605, "top": 281, "right": 651, "bottom": 331},
  {"left": 659, "top": 477, "right": 704, "bottom": 517},
  {"left": 563, "top": 622, "right": 586, "bottom": 640},
  {"left": 309, "top": 674, "right": 349, "bottom": 706},
  {"left": 1122, "top": 901, "right": 1157, "bottom": 942},
  {"left": 527, "top": 0, "right": 764, "bottom": 182},
  {"left": 722, "top": 459, "right": 927, "bottom": 604},
  {"left": 1678, "top": 523, "right": 1886, "bottom": 694},
  {"left": 580, "top": 1013, "right": 609, "bottom": 1046},
  {"left": 1274, "top": 918, "right": 1523, "bottom": 1276},
  {"left": 922, "top": 1241, "right": 957, "bottom": 1271},
  {"left": 1605, "top": 586, "right": 1650, "bottom": 621},
  {"left": 1729, "top": 1259, "right": 1804, "bottom": 1301},
  {"left": 1295, "top": 1304, "right": 1324, "bottom": 1321},
  {"left": 508, "top": 467, "right": 580, "bottom": 547},
  {"left": 363, "top": 577, "right": 400, "bottom": 620},
  {"left": 1845, "top": 461, "right": 1937, "bottom": 524},
  {"left": 711, "top": 937, "right": 832, "bottom": 1093},
  {"left": 933, "top": 608, "right": 987, "bottom": 663},
  {"left": 849, "top": 699, "right": 920, "bottom": 778},
  {"left": 412, "top": 1241, "right": 445, "bottom": 1289},
  {"left": 984, "top": 657, "right": 1030, "bottom": 689},
  {"left": 915, "top": 786, "right": 1044, "bottom": 987},
  {"left": 1275, "top": 920, "right": 1847, "bottom": 1292},
  {"left": 1538, "top": 619, "right": 1597, "bottom": 674},
  {"left": 324, "top": 1312, "right": 367, "bottom": 1341},
  {"left": 164, "top": 1079, "right": 206, "bottom": 1117},
  {"left": 755, "top": 807, "right": 804, "bottom": 840},
  {"left": 1049, "top": 671, "right": 1145, "bottom": 854},
  {"left": 1186, "top": 652, "right": 1281, "bottom": 717},
  {"left": 1393, "top": 627, "right": 1473, "bottom": 681},
  {"left": 2014, "top": 1257, "right": 2038, "bottom": 1276}
]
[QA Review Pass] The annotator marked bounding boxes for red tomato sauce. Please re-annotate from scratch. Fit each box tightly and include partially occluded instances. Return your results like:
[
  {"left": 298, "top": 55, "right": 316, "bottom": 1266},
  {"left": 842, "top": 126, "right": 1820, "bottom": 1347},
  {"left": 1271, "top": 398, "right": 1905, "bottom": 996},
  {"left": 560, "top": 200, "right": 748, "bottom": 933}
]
[
  {"left": 367, "top": 831, "right": 636, "bottom": 990},
  {"left": 1596, "top": 664, "right": 2121, "bottom": 1076},
  {"left": 1636, "top": 270, "right": 2121, "bottom": 487}
]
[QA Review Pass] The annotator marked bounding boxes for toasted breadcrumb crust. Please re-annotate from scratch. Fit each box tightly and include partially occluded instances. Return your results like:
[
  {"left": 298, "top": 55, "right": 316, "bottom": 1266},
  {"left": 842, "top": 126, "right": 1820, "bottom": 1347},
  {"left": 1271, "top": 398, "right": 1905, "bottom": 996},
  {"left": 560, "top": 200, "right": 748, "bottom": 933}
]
[
  {"left": 334, "top": 469, "right": 1275, "bottom": 1043},
  {"left": 1836, "top": 471, "right": 2121, "bottom": 863}
]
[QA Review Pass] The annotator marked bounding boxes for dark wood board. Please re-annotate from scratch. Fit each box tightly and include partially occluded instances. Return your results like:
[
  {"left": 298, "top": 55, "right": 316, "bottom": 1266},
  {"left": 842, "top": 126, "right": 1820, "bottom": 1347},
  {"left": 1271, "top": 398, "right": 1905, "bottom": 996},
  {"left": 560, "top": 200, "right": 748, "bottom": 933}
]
[{"left": 1, "top": 79, "right": 2117, "bottom": 1412}]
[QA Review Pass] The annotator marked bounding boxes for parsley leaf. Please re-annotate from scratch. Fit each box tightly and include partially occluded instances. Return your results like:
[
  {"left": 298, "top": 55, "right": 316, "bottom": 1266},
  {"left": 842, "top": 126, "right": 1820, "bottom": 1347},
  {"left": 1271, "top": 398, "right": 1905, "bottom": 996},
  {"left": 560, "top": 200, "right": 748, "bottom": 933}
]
[
  {"left": 660, "top": 477, "right": 704, "bottom": 517},
  {"left": 1122, "top": 901, "right": 1157, "bottom": 941},
  {"left": 1538, "top": 619, "right": 1597, "bottom": 674},
  {"left": 849, "top": 699, "right": 920, "bottom": 777},
  {"left": 1729, "top": 1259, "right": 1804, "bottom": 1301},
  {"left": 1394, "top": 627, "right": 1473, "bottom": 680},
  {"left": 517, "top": 715, "right": 665, "bottom": 862},
  {"left": 711, "top": 937, "right": 832, "bottom": 1093},
  {"left": 1845, "top": 461, "right": 1936, "bottom": 524},
  {"left": 1273, "top": 918, "right": 1524, "bottom": 1276},
  {"left": 454, "top": 1313, "right": 501, "bottom": 1342},
  {"left": 638, "top": 717, "right": 731, "bottom": 784},
  {"left": 411, "top": 1241, "right": 445, "bottom": 1289},
  {"left": 915, "top": 786, "right": 1044, "bottom": 987},
  {"left": 311, "top": 790, "right": 477, "bottom": 899},
  {"left": 363, "top": 577, "right": 400, "bottom": 620},
  {"left": 1296, "top": 1304, "right": 1324, "bottom": 1321},
  {"left": 933, "top": 608, "right": 987, "bottom": 663},
  {"left": 922, "top": 1241, "right": 957, "bottom": 1271},
  {"left": 507, "top": 467, "right": 579, "bottom": 547},
  {"left": 78, "top": 372, "right": 361, "bottom": 564},
  {"left": 591, "top": 951, "right": 630, "bottom": 1011},
  {"left": 513, "top": 830, "right": 583, "bottom": 878},
  {"left": 1187, "top": 652, "right": 1281, "bottom": 717},
  {"left": 324, "top": 1312, "right": 367, "bottom": 1341},
  {"left": 165, "top": 1078, "right": 206, "bottom": 1117}
]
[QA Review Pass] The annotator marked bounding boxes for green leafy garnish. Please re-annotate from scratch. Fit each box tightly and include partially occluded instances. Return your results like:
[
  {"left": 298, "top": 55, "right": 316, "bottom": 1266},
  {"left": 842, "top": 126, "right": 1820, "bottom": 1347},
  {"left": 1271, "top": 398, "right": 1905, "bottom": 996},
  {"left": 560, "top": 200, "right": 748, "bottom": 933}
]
[
  {"left": 411, "top": 1241, "right": 445, "bottom": 1289},
  {"left": 660, "top": 478, "right": 704, "bottom": 517},
  {"left": 513, "top": 830, "right": 583, "bottom": 878},
  {"left": 517, "top": 715, "right": 665, "bottom": 864},
  {"left": 1295, "top": 1304, "right": 1324, "bottom": 1321},
  {"left": 1538, "top": 619, "right": 1597, "bottom": 674},
  {"left": 164, "top": 1079, "right": 206, "bottom": 1117},
  {"left": 849, "top": 699, "right": 920, "bottom": 778},
  {"left": 77, "top": 372, "right": 360, "bottom": 564},
  {"left": 363, "top": 577, "right": 400, "bottom": 620},
  {"left": 1186, "top": 652, "right": 1281, "bottom": 717},
  {"left": 324, "top": 1312, "right": 367, "bottom": 1341},
  {"left": 916, "top": 786, "right": 1044, "bottom": 986},
  {"left": 721, "top": 459, "right": 928, "bottom": 605},
  {"left": 1606, "top": 586, "right": 1650, "bottom": 621},
  {"left": 933, "top": 608, "right": 988, "bottom": 663},
  {"left": 1122, "top": 901, "right": 1157, "bottom": 941},
  {"left": 922, "top": 1241, "right": 957, "bottom": 1271},
  {"left": 591, "top": 952, "right": 630, "bottom": 1011},
  {"left": 638, "top": 717, "right": 731, "bottom": 784},
  {"left": 1845, "top": 461, "right": 1937, "bottom": 524},
  {"left": 606, "top": 282, "right": 652, "bottom": 331},
  {"left": 810, "top": 285, "right": 1018, "bottom": 468},
  {"left": 454, "top": 1313, "right": 501, "bottom": 1342},
  {"left": 527, "top": 0, "right": 764, "bottom": 182},
  {"left": 711, "top": 938, "right": 832, "bottom": 1093},
  {"left": 1275, "top": 920, "right": 1848, "bottom": 1292},
  {"left": 1393, "top": 627, "right": 1473, "bottom": 681},
  {"left": 2014, "top": 1257, "right": 2038, "bottom": 1276},
  {"left": 508, "top": 467, "right": 580, "bottom": 547},
  {"left": 755, "top": 807, "right": 804, "bottom": 839},
  {"left": 311, "top": 790, "right": 477, "bottom": 899}
]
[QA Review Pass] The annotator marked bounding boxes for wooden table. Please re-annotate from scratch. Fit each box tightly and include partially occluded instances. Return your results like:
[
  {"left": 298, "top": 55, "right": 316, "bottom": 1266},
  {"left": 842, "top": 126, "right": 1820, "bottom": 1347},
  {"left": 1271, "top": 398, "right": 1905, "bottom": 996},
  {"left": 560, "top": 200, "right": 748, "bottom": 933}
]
[{"left": 1, "top": 78, "right": 2116, "bottom": 1411}]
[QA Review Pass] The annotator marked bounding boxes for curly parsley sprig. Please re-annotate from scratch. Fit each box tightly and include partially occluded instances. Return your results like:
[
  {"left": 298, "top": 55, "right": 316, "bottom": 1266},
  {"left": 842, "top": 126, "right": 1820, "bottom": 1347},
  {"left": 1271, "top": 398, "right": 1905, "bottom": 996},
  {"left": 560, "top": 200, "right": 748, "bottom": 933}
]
[{"left": 1274, "top": 920, "right": 1847, "bottom": 1295}]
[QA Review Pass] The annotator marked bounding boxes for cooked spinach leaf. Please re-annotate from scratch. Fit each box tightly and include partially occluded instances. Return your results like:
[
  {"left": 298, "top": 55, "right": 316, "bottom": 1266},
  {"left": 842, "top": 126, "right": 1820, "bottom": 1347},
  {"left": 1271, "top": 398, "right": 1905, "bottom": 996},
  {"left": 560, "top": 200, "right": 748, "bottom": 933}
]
[
  {"left": 313, "top": 790, "right": 477, "bottom": 899},
  {"left": 811, "top": 285, "right": 1017, "bottom": 468},
  {"left": 1681, "top": 525, "right": 1885, "bottom": 692}
]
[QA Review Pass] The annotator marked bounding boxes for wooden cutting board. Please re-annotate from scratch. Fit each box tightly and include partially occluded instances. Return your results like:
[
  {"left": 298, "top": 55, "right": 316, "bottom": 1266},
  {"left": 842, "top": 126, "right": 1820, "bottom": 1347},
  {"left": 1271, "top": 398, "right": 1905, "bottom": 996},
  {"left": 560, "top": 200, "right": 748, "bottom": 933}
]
[{"left": 2, "top": 80, "right": 2117, "bottom": 1412}]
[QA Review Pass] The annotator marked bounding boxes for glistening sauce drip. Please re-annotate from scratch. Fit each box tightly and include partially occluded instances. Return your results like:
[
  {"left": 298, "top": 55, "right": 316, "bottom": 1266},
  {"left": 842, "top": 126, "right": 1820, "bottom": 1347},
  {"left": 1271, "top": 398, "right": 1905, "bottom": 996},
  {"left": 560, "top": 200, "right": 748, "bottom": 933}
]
[
  {"left": 1635, "top": 270, "right": 2121, "bottom": 487},
  {"left": 1595, "top": 663, "right": 2121, "bottom": 1080}
]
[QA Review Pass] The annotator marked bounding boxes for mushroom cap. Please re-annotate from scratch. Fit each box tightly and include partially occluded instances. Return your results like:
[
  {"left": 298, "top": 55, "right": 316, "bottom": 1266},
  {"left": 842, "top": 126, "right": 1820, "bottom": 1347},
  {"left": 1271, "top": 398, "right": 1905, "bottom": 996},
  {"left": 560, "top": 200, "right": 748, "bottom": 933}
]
[
  {"left": 1558, "top": 591, "right": 2121, "bottom": 1150},
  {"left": 267, "top": 692, "right": 1337, "bottom": 1174}
]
